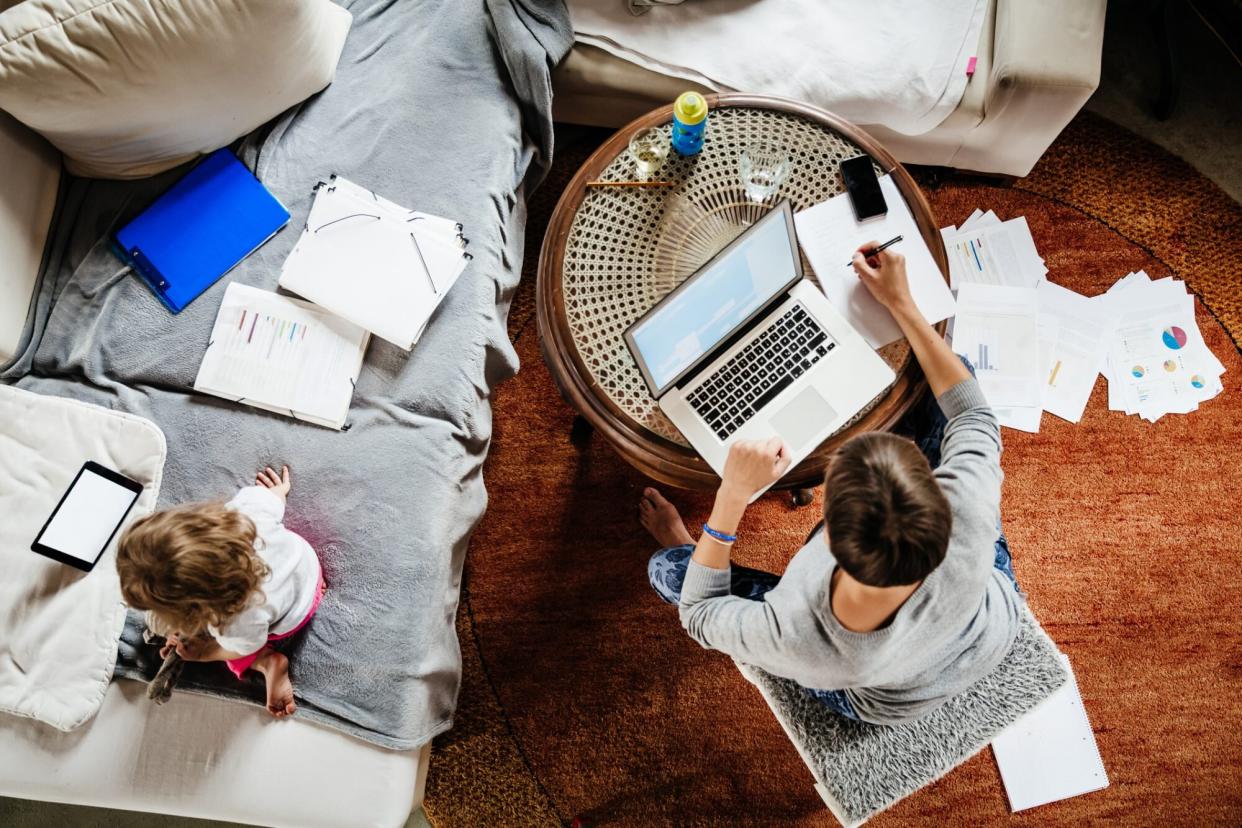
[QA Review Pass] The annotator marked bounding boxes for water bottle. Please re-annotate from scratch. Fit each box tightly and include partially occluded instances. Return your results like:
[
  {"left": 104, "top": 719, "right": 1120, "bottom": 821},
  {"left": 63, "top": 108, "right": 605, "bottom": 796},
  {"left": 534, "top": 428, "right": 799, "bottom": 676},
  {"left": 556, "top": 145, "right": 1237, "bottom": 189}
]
[{"left": 670, "top": 91, "right": 708, "bottom": 156}]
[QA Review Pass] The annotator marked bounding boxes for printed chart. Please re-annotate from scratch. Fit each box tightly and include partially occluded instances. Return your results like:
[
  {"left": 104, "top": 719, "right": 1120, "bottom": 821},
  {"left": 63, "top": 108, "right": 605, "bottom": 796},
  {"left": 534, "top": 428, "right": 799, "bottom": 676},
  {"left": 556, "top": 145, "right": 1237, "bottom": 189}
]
[{"left": 194, "top": 282, "right": 368, "bottom": 429}]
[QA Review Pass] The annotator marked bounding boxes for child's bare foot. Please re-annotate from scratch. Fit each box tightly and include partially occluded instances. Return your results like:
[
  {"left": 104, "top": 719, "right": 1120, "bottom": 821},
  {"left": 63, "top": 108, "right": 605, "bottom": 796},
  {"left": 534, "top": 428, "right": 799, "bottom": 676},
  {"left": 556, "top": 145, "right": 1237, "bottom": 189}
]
[
  {"left": 252, "top": 649, "right": 296, "bottom": 718},
  {"left": 639, "top": 487, "right": 694, "bottom": 547}
]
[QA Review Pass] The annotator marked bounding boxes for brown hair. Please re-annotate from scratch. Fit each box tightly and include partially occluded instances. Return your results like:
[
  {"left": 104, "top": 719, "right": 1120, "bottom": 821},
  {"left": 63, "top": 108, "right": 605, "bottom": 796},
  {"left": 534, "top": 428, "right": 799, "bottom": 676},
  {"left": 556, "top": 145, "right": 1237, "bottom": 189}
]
[
  {"left": 824, "top": 432, "right": 952, "bottom": 587},
  {"left": 115, "top": 503, "right": 269, "bottom": 635}
]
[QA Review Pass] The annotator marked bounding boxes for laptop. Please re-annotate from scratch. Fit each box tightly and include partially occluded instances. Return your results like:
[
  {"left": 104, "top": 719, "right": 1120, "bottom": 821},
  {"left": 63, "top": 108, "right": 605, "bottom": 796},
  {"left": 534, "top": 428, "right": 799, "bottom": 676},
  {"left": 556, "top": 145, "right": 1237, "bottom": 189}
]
[{"left": 625, "top": 202, "right": 895, "bottom": 495}]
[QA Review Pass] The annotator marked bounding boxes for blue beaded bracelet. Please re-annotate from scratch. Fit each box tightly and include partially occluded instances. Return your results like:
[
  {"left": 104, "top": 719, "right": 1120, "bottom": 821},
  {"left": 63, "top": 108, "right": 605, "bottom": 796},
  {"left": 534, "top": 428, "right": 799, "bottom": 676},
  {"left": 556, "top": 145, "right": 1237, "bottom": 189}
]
[{"left": 702, "top": 523, "right": 737, "bottom": 544}]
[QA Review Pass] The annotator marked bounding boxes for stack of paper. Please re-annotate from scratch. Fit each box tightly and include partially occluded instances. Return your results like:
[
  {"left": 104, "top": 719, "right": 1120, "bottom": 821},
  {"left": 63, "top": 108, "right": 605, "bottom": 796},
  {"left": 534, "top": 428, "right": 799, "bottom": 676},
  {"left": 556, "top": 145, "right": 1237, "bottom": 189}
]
[
  {"left": 941, "top": 211, "right": 1124, "bottom": 432},
  {"left": 940, "top": 209, "right": 1048, "bottom": 289},
  {"left": 1097, "top": 270, "right": 1225, "bottom": 421},
  {"left": 279, "top": 175, "right": 470, "bottom": 350},
  {"left": 991, "top": 654, "right": 1109, "bottom": 812},
  {"left": 795, "top": 174, "right": 957, "bottom": 348},
  {"left": 194, "top": 282, "right": 369, "bottom": 430}
]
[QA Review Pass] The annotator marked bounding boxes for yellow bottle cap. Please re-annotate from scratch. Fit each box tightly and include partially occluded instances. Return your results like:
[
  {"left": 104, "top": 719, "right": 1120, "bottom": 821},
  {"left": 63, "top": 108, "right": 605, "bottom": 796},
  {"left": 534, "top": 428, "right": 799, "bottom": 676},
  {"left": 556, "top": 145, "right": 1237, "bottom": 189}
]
[{"left": 673, "top": 91, "right": 708, "bottom": 125}]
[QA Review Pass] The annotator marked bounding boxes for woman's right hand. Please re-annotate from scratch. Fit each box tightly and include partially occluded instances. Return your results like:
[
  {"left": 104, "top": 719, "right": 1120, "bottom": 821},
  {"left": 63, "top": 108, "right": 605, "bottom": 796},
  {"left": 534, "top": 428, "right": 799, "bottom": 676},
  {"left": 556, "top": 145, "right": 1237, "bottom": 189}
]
[{"left": 851, "top": 243, "right": 914, "bottom": 313}]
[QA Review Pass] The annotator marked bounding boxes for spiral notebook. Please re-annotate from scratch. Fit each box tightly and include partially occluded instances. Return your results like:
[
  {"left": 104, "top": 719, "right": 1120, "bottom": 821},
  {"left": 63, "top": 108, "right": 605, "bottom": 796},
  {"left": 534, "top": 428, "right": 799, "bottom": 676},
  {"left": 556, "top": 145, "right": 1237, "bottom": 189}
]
[{"left": 991, "top": 654, "right": 1109, "bottom": 811}]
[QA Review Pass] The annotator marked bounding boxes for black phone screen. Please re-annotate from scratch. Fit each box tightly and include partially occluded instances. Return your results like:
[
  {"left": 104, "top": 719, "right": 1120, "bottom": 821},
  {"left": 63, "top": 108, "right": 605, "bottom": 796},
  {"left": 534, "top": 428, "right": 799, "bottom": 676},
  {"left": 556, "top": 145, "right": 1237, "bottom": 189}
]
[{"left": 840, "top": 155, "right": 887, "bottom": 221}]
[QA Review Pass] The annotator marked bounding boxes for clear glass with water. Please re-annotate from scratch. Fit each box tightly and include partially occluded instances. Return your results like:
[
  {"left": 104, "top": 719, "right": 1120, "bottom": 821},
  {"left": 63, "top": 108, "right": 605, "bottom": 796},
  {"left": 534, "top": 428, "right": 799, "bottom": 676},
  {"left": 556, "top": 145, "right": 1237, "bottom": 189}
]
[
  {"left": 629, "top": 128, "right": 670, "bottom": 180},
  {"left": 738, "top": 142, "right": 791, "bottom": 202}
]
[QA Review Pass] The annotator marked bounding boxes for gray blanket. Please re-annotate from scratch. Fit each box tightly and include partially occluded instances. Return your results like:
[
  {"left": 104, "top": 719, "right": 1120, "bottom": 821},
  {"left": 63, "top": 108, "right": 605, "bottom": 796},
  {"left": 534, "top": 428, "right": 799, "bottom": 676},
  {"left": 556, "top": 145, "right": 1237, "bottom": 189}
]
[{"left": 1, "top": 0, "right": 571, "bottom": 750}]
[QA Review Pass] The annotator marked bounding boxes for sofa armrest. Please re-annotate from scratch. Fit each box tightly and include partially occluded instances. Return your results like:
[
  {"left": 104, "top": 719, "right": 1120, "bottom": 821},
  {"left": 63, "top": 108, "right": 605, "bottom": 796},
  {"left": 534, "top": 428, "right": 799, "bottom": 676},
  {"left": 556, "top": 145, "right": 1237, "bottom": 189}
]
[
  {"left": 991, "top": 0, "right": 1106, "bottom": 93},
  {"left": 951, "top": 0, "right": 1106, "bottom": 176},
  {"left": 0, "top": 110, "right": 60, "bottom": 366}
]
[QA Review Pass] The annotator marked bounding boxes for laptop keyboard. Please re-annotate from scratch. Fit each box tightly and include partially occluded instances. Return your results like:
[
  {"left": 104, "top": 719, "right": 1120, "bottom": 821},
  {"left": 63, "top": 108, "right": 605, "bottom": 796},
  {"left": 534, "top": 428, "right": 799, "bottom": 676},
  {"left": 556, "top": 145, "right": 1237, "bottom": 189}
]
[{"left": 685, "top": 304, "right": 836, "bottom": 441}]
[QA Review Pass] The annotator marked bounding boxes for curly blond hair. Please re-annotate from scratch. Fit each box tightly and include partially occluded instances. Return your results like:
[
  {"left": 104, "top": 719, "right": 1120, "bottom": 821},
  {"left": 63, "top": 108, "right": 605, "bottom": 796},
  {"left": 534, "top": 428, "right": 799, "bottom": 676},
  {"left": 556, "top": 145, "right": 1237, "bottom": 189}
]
[{"left": 115, "top": 502, "right": 269, "bottom": 636}]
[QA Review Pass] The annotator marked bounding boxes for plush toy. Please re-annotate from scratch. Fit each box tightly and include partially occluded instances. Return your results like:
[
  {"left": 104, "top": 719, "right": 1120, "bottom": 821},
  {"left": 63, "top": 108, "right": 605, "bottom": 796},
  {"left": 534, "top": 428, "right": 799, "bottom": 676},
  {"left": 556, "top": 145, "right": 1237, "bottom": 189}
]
[{"left": 141, "top": 628, "right": 183, "bottom": 704}]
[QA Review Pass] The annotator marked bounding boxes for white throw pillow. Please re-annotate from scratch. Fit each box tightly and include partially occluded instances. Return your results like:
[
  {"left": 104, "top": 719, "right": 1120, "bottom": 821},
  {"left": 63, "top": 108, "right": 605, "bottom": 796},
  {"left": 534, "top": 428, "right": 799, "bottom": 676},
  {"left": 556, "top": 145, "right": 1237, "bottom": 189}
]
[{"left": 0, "top": 0, "right": 352, "bottom": 179}]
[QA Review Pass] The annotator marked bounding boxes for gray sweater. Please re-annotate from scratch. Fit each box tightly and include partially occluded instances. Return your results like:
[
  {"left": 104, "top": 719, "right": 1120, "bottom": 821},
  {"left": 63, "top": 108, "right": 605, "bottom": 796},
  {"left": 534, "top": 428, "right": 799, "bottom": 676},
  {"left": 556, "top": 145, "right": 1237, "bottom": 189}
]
[{"left": 679, "top": 377, "right": 1022, "bottom": 725}]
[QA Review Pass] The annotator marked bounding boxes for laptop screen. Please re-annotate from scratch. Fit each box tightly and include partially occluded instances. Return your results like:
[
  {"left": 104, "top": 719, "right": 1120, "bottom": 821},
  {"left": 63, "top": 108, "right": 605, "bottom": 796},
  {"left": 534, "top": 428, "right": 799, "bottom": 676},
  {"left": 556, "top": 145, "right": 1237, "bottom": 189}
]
[{"left": 627, "top": 203, "right": 801, "bottom": 396}]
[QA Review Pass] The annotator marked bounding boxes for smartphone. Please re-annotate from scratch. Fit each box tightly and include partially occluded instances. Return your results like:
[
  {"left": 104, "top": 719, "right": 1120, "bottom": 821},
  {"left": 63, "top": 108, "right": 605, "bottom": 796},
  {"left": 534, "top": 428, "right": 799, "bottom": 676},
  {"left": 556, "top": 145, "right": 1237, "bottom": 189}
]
[{"left": 840, "top": 155, "right": 887, "bottom": 221}]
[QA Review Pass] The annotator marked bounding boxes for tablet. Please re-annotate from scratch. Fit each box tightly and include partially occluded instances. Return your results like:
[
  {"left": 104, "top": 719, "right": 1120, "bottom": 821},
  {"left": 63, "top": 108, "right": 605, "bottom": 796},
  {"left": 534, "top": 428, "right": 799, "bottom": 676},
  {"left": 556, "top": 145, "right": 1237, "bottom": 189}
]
[{"left": 31, "top": 461, "right": 144, "bottom": 572}]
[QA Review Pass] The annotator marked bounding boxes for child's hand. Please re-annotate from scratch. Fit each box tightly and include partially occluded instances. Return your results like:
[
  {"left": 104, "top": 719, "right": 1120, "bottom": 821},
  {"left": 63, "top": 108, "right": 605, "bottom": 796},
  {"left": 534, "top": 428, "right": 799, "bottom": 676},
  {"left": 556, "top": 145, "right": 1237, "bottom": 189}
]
[
  {"left": 173, "top": 636, "right": 213, "bottom": 662},
  {"left": 257, "top": 465, "right": 292, "bottom": 502},
  {"left": 159, "top": 633, "right": 183, "bottom": 660}
]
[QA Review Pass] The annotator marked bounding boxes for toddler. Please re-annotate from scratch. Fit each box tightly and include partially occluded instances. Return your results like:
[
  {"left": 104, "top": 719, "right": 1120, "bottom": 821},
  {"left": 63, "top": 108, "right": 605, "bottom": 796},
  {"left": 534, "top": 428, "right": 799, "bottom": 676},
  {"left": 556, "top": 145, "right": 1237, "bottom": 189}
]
[{"left": 116, "top": 466, "right": 324, "bottom": 717}]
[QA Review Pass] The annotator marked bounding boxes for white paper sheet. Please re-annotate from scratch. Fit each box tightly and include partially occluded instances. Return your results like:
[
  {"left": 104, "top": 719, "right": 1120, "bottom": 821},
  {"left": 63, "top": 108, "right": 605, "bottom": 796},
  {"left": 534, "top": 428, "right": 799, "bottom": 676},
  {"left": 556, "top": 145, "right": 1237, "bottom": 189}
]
[
  {"left": 1037, "top": 281, "right": 1119, "bottom": 423},
  {"left": 994, "top": 315, "right": 1058, "bottom": 433},
  {"left": 795, "top": 175, "right": 956, "bottom": 348},
  {"left": 951, "top": 283, "right": 1042, "bottom": 409},
  {"left": 941, "top": 216, "right": 1046, "bottom": 289},
  {"left": 194, "top": 283, "right": 368, "bottom": 430},
  {"left": 992, "top": 654, "right": 1109, "bottom": 811}
]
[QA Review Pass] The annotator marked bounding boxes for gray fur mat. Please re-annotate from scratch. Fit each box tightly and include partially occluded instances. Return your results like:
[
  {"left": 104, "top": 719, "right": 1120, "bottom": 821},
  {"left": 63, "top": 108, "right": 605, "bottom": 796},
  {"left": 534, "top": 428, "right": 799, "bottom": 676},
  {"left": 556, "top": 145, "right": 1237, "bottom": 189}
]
[{"left": 738, "top": 609, "right": 1067, "bottom": 827}]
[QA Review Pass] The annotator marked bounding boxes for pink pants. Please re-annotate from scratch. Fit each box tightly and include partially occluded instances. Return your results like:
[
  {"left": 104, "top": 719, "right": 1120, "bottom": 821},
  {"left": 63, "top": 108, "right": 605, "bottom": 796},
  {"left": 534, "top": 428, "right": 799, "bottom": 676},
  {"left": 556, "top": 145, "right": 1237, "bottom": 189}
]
[{"left": 225, "top": 576, "right": 326, "bottom": 679}]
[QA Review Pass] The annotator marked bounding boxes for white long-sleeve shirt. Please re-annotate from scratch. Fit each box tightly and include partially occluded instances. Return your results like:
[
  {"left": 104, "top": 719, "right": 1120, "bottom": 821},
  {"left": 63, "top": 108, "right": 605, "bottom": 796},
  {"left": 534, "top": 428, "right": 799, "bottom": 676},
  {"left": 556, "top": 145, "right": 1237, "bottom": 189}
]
[{"left": 208, "top": 487, "right": 321, "bottom": 656}]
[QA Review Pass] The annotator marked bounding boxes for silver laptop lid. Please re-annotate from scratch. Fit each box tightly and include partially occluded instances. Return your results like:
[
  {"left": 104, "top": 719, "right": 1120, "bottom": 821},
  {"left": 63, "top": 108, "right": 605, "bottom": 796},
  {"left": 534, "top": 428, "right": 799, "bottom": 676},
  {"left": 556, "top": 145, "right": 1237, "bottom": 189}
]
[{"left": 624, "top": 201, "right": 803, "bottom": 398}]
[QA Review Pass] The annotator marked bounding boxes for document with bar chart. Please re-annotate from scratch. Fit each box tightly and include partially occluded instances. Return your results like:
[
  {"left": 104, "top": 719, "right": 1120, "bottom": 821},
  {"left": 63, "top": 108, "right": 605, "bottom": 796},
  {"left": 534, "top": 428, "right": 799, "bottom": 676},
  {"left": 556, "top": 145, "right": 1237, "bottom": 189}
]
[
  {"left": 950, "top": 283, "right": 1042, "bottom": 410},
  {"left": 194, "top": 282, "right": 369, "bottom": 429}
]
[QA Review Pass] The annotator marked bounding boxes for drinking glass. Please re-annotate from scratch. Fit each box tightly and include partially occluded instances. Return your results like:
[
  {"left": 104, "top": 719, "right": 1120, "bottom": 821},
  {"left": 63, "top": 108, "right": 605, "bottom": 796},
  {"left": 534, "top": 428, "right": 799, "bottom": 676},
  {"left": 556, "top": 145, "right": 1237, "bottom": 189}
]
[
  {"left": 738, "top": 142, "right": 791, "bottom": 202},
  {"left": 629, "top": 128, "right": 670, "bottom": 180}
]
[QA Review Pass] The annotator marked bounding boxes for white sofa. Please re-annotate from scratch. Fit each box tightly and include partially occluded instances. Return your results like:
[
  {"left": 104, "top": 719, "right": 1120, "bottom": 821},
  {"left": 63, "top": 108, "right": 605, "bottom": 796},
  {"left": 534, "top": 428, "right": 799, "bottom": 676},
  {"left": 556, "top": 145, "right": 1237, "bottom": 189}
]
[
  {"left": 0, "top": 4, "right": 431, "bottom": 826},
  {"left": 0, "top": 110, "right": 434, "bottom": 828},
  {"left": 553, "top": 0, "right": 1107, "bottom": 178}
]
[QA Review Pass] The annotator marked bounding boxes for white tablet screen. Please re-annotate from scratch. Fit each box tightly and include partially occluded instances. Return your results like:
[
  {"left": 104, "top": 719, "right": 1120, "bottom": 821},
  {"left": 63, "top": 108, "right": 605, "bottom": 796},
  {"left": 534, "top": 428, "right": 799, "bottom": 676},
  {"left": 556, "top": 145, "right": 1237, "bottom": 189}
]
[{"left": 39, "top": 468, "right": 140, "bottom": 563}]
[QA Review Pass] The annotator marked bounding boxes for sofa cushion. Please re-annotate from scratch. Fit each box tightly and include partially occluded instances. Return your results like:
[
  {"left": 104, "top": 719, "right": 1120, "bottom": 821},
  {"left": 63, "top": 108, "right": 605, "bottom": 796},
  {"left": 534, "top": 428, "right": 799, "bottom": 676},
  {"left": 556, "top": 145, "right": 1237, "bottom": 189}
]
[{"left": 0, "top": 0, "right": 351, "bottom": 179}]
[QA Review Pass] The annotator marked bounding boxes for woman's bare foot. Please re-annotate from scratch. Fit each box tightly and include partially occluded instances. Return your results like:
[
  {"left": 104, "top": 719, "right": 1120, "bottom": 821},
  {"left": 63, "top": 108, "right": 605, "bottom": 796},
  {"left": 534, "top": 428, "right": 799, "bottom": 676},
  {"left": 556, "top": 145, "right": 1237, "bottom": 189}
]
[
  {"left": 639, "top": 487, "right": 694, "bottom": 547},
  {"left": 252, "top": 648, "right": 296, "bottom": 718}
]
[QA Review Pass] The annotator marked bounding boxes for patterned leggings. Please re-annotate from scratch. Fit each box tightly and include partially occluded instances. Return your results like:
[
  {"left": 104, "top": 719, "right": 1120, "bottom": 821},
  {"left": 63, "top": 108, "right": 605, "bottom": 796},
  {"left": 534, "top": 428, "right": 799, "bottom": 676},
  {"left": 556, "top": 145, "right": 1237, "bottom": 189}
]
[{"left": 647, "top": 356, "right": 1019, "bottom": 721}]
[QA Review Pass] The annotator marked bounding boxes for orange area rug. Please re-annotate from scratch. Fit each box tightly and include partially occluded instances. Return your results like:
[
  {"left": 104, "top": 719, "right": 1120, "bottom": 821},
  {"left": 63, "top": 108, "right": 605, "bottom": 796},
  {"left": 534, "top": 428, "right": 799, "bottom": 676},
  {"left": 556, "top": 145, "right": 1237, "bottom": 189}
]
[{"left": 424, "top": 113, "right": 1242, "bottom": 827}]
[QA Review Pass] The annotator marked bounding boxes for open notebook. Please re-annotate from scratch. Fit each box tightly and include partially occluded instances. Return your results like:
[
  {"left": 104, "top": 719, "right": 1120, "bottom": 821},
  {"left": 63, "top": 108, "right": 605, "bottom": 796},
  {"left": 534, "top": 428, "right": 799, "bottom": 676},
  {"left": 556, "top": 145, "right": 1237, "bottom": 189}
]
[
  {"left": 991, "top": 653, "right": 1109, "bottom": 811},
  {"left": 194, "top": 282, "right": 369, "bottom": 430}
]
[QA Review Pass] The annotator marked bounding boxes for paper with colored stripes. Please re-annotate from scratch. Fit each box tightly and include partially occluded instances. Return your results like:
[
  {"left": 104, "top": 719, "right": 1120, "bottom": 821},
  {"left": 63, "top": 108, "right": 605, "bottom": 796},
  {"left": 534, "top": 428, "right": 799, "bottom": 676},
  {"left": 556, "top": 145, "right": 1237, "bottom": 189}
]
[{"left": 193, "top": 282, "right": 368, "bottom": 429}]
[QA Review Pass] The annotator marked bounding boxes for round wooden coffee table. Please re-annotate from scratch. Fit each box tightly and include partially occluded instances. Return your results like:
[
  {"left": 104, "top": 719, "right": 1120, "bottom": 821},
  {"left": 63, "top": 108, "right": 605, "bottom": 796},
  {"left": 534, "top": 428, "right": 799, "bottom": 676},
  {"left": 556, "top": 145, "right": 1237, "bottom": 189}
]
[{"left": 536, "top": 93, "right": 948, "bottom": 494}]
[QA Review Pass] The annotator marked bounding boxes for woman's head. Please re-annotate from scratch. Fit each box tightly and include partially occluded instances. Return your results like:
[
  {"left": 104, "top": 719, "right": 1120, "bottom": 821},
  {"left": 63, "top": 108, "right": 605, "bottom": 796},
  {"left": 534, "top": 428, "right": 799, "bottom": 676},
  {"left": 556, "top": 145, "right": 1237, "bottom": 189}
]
[
  {"left": 824, "top": 432, "right": 951, "bottom": 587},
  {"left": 115, "top": 503, "right": 267, "bottom": 635}
]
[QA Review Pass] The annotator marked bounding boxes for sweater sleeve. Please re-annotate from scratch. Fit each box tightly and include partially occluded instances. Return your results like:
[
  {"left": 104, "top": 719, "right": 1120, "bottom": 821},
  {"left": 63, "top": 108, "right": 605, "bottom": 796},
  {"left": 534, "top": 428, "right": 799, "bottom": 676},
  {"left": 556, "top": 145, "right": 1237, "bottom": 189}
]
[
  {"left": 933, "top": 377, "right": 1003, "bottom": 532},
  {"left": 226, "top": 486, "right": 286, "bottom": 529},
  {"left": 678, "top": 561, "right": 793, "bottom": 665}
]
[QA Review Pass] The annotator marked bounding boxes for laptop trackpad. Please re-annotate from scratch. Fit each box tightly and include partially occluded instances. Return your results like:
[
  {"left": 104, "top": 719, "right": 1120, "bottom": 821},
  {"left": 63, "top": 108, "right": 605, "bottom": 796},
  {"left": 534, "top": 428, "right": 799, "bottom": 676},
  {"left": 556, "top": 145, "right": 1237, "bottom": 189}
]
[{"left": 770, "top": 386, "right": 837, "bottom": 450}]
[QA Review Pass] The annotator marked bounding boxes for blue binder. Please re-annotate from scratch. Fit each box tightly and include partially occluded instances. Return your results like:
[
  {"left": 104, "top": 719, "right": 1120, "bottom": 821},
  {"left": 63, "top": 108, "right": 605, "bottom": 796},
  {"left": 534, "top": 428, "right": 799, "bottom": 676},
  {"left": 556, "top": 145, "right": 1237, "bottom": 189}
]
[{"left": 114, "top": 148, "right": 290, "bottom": 313}]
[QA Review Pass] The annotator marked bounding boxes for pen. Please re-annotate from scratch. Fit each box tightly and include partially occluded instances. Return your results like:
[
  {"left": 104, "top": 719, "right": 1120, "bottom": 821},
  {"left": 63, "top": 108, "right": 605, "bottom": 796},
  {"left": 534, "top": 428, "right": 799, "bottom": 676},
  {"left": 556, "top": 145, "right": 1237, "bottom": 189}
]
[
  {"left": 846, "top": 235, "right": 903, "bottom": 266},
  {"left": 586, "top": 180, "right": 676, "bottom": 188}
]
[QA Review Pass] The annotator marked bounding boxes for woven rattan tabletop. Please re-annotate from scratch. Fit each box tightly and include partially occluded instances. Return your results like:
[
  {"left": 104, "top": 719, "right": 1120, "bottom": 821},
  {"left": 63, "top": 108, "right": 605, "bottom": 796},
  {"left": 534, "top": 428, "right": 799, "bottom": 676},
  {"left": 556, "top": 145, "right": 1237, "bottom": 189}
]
[{"left": 536, "top": 94, "right": 946, "bottom": 491}]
